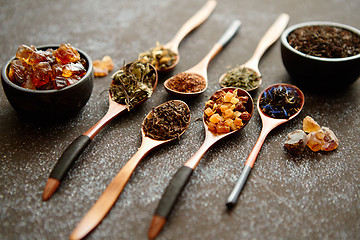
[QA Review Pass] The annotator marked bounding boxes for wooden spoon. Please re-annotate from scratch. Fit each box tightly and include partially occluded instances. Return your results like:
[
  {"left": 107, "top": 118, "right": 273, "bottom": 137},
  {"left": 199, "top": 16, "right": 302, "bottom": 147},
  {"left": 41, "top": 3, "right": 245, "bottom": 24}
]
[
  {"left": 69, "top": 100, "right": 190, "bottom": 240},
  {"left": 219, "top": 13, "right": 289, "bottom": 91},
  {"left": 152, "top": 0, "right": 217, "bottom": 72},
  {"left": 225, "top": 83, "right": 305, "bottom": 208},
  {"left": 42, "top": 63, "right": 158, "bottom": 201},
  {"left": 164, "top": 20, "right": 241, "bottom": 98},
  {"left": 148, "top": 88, "right": 254, "bottom": 239}
]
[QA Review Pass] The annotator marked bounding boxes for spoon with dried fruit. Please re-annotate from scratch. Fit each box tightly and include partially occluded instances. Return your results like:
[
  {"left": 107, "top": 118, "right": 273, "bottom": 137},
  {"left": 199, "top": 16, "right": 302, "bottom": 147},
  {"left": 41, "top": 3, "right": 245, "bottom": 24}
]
[
  {"left": 148, "top": 88, "right": 254, "bottom": 239},
  {"left": 219, "top": 13, "right": 289, "bottom": 91},
  {"left": 138, "top": 0, "right": 217, "bottom": 72},
  {"left": 42, "top": 61, "right": 158, "bottom": 201},
  {"left": 69, "top": 100, "right": 190, "bottom": 240},
  {"left": 225, "top": 83, "right": 304, "bottom": 208},
  {"left": 164, "top": 20, "right": 241, "bottom": 97}
]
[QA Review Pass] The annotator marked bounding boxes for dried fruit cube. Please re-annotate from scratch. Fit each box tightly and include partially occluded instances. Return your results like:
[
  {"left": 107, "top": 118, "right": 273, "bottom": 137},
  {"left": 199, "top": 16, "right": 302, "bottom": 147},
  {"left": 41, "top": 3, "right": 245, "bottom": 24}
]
[
  {"left": 233, "top": 111, "right": 241, "bottom": 118},
  {"left": 223, "top": 91, "right": 233, "bottom": 102},
  {"left": 220, "top": 104, "right": 229, "bottom": 112},
  {"left": 224, "top": 108, "right": 234, "bottom": 119},
  {"left": 209, "top": 113, "right": 222, "bottom": 123},
  {"left": 234, "top": 117, "right": 243, "bottom": 126},
  {"left": 216, "top": 123, "right": 230, "bottom": 133},
  {"left": 207, "top": 122, "right": 216, "bottom": 131},
  {"left": 224, "top": 118, "right": 233, "bottom": 126},
  {"left": 230, "top": 97, "right": 239, "bottom": 104},
  {"left": 303, "top": 116, "right": 321, "bottom": 133},
  {"left": 204, "top": 107, "right": 214, "bottom": 117}
]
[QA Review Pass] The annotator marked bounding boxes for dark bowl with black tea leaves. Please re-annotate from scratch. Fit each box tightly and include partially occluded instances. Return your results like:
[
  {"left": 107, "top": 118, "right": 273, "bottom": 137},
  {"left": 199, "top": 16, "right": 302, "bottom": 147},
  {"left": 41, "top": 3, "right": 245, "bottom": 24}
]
[
  {"left": 1, "top": 45, "right": 94, "bottom": 119},
  {"left": 280, "top": 21, "right": 360, "bottom": 90}
]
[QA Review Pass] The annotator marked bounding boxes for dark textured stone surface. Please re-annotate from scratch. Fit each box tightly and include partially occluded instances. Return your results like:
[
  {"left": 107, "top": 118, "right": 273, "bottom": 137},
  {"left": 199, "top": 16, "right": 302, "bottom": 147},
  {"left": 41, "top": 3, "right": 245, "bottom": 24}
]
[{"left": 0, "top": 0, "right": 359, "bottom": 239}]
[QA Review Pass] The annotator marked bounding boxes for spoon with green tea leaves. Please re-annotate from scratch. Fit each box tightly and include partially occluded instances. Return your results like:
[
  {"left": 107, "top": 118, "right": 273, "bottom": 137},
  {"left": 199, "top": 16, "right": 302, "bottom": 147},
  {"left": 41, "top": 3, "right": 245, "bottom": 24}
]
[
  {"left": 219, "top": 13, "right": 289, "bottom": 91},
  {"left": 138, "top": 0, "right": 217, "bottom": 72},
  {"left": 42, "top": 61, "right": 158, "bottom": 201},
  {"left": 225, "top": 83, "right": 304, "bottom": 208},
  {"left": 69, "top": 100, "right": 190, "bottom": 240},
  {"left": 164, "top": 20, "right": 241, "bottom": 98},
  {"left": 148, "top": 88, "right": 254, "bottom": 239}
]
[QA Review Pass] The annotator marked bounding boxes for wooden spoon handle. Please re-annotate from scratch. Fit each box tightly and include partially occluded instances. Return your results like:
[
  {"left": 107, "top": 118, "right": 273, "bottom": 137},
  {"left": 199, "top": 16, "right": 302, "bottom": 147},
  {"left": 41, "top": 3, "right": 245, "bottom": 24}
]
[
  {"left": 166, "top": 0, "right": 217, "bottom": 51},
  {"left": 148, "top": 166, "right": 193, "bottom": 239},
  {"left": 249, "top": 13, "right": 289, "bottom": 66},
  {"left": 190, "top": 20, "right": 241, "bottom": 76},
  {"left": 70, "top": 147, "right": 148, "bottom": 240}
]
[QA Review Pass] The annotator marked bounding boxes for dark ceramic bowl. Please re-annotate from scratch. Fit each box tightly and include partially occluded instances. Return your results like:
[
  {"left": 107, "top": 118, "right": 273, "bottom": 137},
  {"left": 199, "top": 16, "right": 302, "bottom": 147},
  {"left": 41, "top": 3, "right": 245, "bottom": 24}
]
[
  {"left": 280, "top": 21, "right": 360, "bottom": 89},
  {"left": 1, "top": 45, "right": 94, "bottom": 118}
]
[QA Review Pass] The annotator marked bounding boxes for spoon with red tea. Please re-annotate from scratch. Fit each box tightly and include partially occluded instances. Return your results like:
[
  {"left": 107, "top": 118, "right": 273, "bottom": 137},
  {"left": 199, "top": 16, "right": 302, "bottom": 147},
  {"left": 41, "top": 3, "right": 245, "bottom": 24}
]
[
  {"left": 70, "top": 100, "right": 190, "bottom": 240},
  {"left": 225, "top": 83, "right": 304, "bottom": 208},
  {"left": 164, "top": 20, "right": 241, "bottom": 97},
  {"left": 148, "top": 88, "right": 254, "bottom": 239},
  {"left": 139, "top": 0, "right": 217, "bottom": 72},
  {"left": 42, "top": 61, "right": 158, "bottom": 201},
  {"left": 219, "top": 13, "right": 289, "bottom": 91}
]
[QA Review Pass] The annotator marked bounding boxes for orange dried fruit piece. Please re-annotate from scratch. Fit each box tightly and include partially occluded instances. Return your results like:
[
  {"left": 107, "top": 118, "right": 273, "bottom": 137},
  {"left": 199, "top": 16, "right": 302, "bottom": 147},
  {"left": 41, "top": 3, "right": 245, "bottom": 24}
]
[{"left": 93, "top": 56, "right": 114, "bottom": 77}]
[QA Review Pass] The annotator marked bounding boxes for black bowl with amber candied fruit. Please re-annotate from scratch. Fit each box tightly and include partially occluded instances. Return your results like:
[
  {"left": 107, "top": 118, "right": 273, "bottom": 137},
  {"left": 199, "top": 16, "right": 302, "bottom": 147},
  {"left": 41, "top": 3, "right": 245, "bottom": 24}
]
[{"left": 1, "top": 44, "right": 93, "bottom": 118}]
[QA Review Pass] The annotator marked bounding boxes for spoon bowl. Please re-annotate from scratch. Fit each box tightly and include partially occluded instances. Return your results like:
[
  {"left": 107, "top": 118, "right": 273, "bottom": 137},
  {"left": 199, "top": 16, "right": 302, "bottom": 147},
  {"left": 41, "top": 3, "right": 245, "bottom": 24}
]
[
  {"left": 70, "top": 100, "right": 190, "bottom": 240},
  {"left": 226, "top": 83, "right": 304, "bottom": 208},
  {"left": 164, "top": 20, "right": 242, "bottom": 97},
  {"left": 219, "top": 13, "right": 289, "bottom": 91},
  {"left": 139, "top": 0, "right": 217, "bottom": 73},
  {"left": 42, "top": 62, "right": 158, "bottom": 201},
  {"left": 148, "top": 87, "right": 254, "bottom": 239}
]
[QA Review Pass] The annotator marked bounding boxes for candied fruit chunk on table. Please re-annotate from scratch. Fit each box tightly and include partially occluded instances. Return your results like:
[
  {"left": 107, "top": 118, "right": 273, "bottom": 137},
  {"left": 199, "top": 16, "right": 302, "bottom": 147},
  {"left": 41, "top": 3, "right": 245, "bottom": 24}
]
[
  {"left": 303, "top": 116, "right": 321, "bottom": 133},
  {"left": 284, "top": 130, "right": 308, "bottom": 155},
  {"left": 93, "top": 55, "right": 114, "bottom": 77}
]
